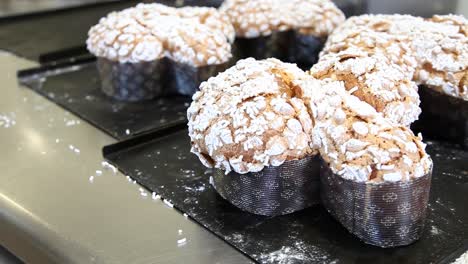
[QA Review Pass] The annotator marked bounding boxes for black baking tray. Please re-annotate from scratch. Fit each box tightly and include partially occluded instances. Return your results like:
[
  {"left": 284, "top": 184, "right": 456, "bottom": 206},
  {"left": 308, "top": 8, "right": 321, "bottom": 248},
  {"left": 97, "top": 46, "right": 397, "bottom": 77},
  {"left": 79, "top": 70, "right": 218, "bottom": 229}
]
[
  {"left": 103, "top": 125, "right": 468, "bottom": 264},
  {"left": 18, "top": 58, "right": 190, "bottom": 140},
  {"left": 0, "top": 0, "right": 224, "bottom": 63}
]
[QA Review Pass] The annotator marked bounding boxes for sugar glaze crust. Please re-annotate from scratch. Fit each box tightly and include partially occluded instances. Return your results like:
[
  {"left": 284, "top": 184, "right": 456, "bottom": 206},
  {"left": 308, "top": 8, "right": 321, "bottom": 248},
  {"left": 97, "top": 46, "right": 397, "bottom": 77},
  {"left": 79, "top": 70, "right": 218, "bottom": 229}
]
[
  {"left": 188, "top": 58, "right": 316, "bottom": 174},
  {"left": 87, "top": 3, "right": 234, "bottom": 66},
  {"left": 301, "top": 79, "right": 432, "bottom": 183},
  {"left": 311, "top": 47, "right": 421, "bottom": 127},
  {"left": 219, "top": 0, "right": 345, "bottom": 38},
  {"left": 318, "top": 14, "right": 468, "bottom": 101},
  {"left": 188, "top": 58, "right": 432, "bottom": 182}
]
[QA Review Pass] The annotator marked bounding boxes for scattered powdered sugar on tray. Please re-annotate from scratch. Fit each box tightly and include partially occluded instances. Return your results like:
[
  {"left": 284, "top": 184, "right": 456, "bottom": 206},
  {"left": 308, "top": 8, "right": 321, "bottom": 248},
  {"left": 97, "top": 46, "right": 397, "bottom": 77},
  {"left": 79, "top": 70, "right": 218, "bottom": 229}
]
[
  {"left": 152, "top": 192, "right": 161, "bottom": 200},
  {"left": 163, "top": 199, "right": 174, "bottom": 208},
  {"left": 225, "top": 233, "right": 244, "bottom": 244},
  {"left": 183, "top": 185, "right": 206, "bottom": 192},
  {"left": 255, "top": 241, "right": 335, "bottom": 264},
  {"left": 0, "top": 112, "right": 16, "bottom": 128},
  {"left": 431, "top": 225, "right": 442, "bottom": 236},
  {"left": 179, "top": 168, "right": 196, "bottom": 177}
]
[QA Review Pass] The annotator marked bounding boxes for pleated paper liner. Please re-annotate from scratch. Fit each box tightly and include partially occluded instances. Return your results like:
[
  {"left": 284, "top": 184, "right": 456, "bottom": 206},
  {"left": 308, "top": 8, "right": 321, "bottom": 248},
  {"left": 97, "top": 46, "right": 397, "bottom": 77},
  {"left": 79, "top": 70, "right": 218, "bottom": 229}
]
[
  {"left": 97, "top": 58, "right": 166, "bottom": 101},
  {"left": 320, "top": 159, "right": 432, "bottom": 248},
  {"left": 167, "top": 60, "right": 231, "bottom": 96},
  {"left": 233, "top": 30, "right": 324, "bottom": 70},
  {"left": 412, "top": 86, "right": 468, "bottom": 149},
  {"left": 212, "top": 155, "right": 321, "bottom": 216},
  {"left": 97, "top": 57, "right": 231, "bottom": 102}
]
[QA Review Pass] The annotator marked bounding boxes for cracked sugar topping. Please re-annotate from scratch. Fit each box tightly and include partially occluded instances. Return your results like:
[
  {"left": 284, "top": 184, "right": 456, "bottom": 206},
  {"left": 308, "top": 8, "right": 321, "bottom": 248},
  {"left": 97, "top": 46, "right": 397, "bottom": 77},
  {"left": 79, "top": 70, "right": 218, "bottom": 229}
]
[
  {"left": 320, "top": 14, "right": 468, "bottom": 100},
  {"left": 219, "top": 0, "right": 344, "bottom": 38},
  {"left": 301, "top": 79, "right": 432, "bottom": 183},
  {"left": 188, "top": 58, "right": 432, "bottom": 182},
  {"left": 320, "top": 22, "right": 418, "bottom": 75},
  {"left": 87, "top": 3, "right": 234, "bottom": 66},
  {"left": 311, "top": 47, "right": 421, "bottom": 127},
  {"left": 188, "top": 58, "right": 316, "bottom": 174}
]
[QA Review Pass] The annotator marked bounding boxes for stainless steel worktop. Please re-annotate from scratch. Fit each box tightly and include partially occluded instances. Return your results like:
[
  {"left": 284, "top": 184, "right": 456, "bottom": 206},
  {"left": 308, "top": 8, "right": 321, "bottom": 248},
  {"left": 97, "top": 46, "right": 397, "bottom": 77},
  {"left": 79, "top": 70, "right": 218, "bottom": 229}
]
[{"left": 0, "top": 53, "right": 249, "bottom": 264}]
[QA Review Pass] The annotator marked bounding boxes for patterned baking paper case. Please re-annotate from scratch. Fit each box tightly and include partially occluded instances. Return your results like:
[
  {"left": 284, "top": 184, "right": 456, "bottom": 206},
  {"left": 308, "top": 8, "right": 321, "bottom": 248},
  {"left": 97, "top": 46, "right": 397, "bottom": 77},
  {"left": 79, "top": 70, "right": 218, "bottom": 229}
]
[
  {"left": 97, "top": 57, "right": 166, "bottom": 102},
  {"left": 97, "top": 57, "right": 230, "bottom": 101},
  {"left": 167, "top": 60, "right": 230, "bottom": 96},
  {"left": 233, "top": 30, "right": 323, "bottom": 70},
  {"left": 415, "top": 86, "right": 468, "bottom": 149},
  {"left": 212, "top": 155, "right": 321, "bottom": 217},
  {"left": 320, "top": 160, "right": 432, "bottom": 248}
]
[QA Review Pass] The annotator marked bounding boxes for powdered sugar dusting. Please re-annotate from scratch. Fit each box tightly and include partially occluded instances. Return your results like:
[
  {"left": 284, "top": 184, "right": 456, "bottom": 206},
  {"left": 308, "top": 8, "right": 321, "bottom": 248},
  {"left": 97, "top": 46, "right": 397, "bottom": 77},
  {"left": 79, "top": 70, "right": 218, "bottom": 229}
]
[
  {"left": 189, "top": 57, "right": 432, "bottom": 182},
  {"left": 301, "top": 78, "right": 432, "bottom": 182},
  {"left": 220, "top": 0, "right": 344, "bottom": 38},
  {"left": 87, "top": 3, "right": 234, "bottom": 66},
  {"left": 319, "top": 14, "right": 468, "bottom": 101},
  {"left": 256, "top": 241, "right": 334, "bottom": 264},
  {"left": 311, "top": 49, "right": 421, "bottom": 126},
  {"left": 188, "top": 58, "right": 316, "bottom": 174}
]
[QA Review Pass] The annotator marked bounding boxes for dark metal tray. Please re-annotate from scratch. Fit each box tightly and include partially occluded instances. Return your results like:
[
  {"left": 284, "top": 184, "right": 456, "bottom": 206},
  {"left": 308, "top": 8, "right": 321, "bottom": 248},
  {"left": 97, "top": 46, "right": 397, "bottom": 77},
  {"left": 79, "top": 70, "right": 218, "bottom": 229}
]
[
  {"left": 18, "top": 59, "right": 190, "bottom": 140},
  {"left": 103, "top": 125, "right": 468, "bottom": 264}
]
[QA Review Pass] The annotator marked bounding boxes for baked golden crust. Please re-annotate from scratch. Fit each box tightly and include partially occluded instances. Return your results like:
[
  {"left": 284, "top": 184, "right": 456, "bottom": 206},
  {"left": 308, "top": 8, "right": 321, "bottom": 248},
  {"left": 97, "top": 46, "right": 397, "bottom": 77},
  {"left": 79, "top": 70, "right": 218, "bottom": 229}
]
[
  {"left": 301, "top": 79, "right": 432, "bottom": 183},
  {"left": 310, "top": 47, "right": 421, "bottom": 127},
  {"left": 188, "top": 58, "right": 432, "bottom": 181},
  {"left": 318, "top": 14, "right": 468, "bottom": 101},
  {"left": 188, "top": 58, "right": 316, "bottom": 174},
  {"left": 87, "top": 3, "right": 234, "bottom": 66},
  {"left": 219, "top": 0, "right": 345, "bottom": 38}
]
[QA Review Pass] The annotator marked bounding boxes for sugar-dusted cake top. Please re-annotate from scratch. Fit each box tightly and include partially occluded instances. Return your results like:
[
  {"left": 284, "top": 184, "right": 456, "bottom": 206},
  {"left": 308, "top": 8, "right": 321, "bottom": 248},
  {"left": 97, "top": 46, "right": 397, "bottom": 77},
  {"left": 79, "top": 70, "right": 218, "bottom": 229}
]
[
  {"left": 310, "top": 47, "right": 421, "bottom": 127},
  {"left": 87, "top": 3, "right": 234, "bottom": 66},
  {"left": 188, "top": 58, "right": 316, "bottom": 174},
  {"left": 188, "top": 58, "right": 433, "bottom": 181},
  {"left": 219, "top": 0, "right": 345, "bottom": 38},
  {"left": 321, "top": 14, "right": 468, "bottom": 101},
  {"left": 301, "top": 79, "right": 432, "bottom": 183}
]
